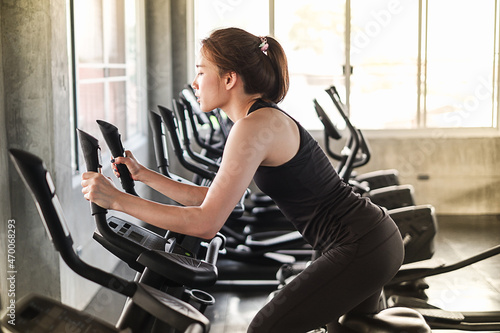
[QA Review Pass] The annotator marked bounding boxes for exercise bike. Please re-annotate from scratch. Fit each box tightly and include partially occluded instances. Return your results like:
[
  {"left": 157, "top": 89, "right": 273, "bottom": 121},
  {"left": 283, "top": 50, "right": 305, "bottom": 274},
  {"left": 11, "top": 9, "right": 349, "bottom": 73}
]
[
  {"left": 79, "top": 124, "right": 228, "bottom": 296},
  {"left": 79, "top": 128, "right": 228, "bottom": 332},
  {"left": 385, "top": 244, "right": 500, "bottom": 331},
  {"left": 320, "top": 85, "right": 401, "bottom": 191},
  {"left": 5, "top": 148, "right": 223, "bottom": 333},
  {"left": 313, "top": 95, "right": 414, "bottom": 210}
]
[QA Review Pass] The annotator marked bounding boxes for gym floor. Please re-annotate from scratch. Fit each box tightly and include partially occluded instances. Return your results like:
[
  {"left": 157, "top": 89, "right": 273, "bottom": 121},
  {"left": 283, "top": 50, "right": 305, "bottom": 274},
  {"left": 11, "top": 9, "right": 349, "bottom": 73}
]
[{"left": 86, "top": 214, "right": 500, "bottom": 333}]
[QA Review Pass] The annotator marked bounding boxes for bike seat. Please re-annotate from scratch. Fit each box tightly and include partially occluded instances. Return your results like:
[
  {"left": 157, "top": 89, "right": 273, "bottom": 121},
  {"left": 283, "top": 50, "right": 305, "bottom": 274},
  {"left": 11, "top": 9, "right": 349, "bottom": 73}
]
[
  {"left": 137, "top": 250, "right": 218, "bottom": 288},
  {"left": 341, "top": 307, "right": 431, "bottom": 333}
]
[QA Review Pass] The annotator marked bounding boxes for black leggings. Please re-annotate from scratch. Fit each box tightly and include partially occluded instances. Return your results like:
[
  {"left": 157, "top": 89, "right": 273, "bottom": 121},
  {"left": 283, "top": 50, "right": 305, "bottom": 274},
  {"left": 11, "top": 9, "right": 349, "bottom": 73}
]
[{"left": 247, "top": 217, "right": 404, "bottom": 333}]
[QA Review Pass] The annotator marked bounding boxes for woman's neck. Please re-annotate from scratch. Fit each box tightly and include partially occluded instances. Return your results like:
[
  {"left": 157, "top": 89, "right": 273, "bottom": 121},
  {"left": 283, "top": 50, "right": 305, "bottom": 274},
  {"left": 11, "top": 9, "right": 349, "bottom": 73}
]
[{"left": 222, "top": 94, "right": 262, "bottom": 122}]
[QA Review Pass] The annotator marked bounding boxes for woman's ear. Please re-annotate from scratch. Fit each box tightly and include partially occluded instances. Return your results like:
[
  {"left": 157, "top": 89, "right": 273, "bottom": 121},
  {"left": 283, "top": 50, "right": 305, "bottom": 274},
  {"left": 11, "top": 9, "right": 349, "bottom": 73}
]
[{"left": 223, "top": 71, "right": 238, "bottom": 90}]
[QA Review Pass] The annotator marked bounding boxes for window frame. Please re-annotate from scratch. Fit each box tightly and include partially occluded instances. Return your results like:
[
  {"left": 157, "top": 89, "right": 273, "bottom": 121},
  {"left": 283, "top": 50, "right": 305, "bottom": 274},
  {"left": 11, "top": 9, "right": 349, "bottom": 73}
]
[
  {"left": 69, "top": 0, "right": 148, "bottom": 173},
  {"left": 191, "top": 0, "right": 500, "bottom": 136},
  {"left": 344, "top": 0, "right": 500, "bottom": 133}
]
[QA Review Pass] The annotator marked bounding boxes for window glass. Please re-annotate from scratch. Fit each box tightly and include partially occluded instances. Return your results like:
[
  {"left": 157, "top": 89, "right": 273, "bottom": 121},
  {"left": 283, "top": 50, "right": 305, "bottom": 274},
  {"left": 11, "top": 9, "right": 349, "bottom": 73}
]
[
  {"left": 350, "top": 0, "right": 419, "bottom": 129},
  {"left": 194, "top": 0, "right": 344, "bottom": 129},
  {"left": 193, "top": 0, "right": 498, "bottom": 130},
  {"left": 73, "top": 0, "right": 141, "bottom": 163},
  {"left": 275, "top": 0, "right": 346, "bottom": 129},
  {"left": 426, "top": 0, "right": 496, "bottom": 128},
  {"left": 194, "top": 0, "right": 269, "bottom": 47}
]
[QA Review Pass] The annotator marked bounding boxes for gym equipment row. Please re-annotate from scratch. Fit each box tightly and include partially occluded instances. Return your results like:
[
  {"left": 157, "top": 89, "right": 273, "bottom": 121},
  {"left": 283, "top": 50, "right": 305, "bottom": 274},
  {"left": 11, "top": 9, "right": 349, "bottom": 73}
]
[{"left": 2, "top": 83, "right": 499, "bottom": 331}]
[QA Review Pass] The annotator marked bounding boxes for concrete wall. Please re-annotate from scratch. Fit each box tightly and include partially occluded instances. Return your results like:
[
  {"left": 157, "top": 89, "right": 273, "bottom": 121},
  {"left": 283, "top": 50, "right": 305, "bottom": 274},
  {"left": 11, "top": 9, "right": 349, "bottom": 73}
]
[
  {"left": 171, "top": 0, "right": 190, "bottom": 97},
  {"left": 145, "top": 0, "right": 195, "bottom": 183},
  {"left": 352, "top": 134, "right": 500, "bottom": 215},
  {"left": 146, "top": 0, "right": 173, "bottom": 111},
  {"left": 0, "top": 0, "right": 9, "bottom": 312},
  {"left": 1, "top": 0, "right": 65, "bottom": 311}
]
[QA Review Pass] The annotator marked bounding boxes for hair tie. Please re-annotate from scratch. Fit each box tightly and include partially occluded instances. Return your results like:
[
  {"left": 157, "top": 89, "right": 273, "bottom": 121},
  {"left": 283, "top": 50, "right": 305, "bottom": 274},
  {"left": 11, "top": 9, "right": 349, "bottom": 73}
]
[{"left": 259, "top": 37, "right": 269, "bottom": 54}]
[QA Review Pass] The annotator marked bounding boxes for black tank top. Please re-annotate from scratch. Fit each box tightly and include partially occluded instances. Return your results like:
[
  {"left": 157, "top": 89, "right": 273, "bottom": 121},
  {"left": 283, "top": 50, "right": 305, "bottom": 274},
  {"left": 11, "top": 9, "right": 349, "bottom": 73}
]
[{"left": 249, "top": 99, "right": 388, "bottom": 252}]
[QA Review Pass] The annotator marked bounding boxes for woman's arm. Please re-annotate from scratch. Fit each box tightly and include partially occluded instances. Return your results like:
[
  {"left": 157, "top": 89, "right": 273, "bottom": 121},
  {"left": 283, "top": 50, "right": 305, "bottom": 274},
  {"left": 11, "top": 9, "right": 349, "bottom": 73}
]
[
  {"left": 113, "top": 150, "right": 209, "bottom": 206},
  {"left": 81, "top": 118, "right": 267, "bottom": 239},
  {"left": 136, "top": 167, "right": 209, "bottom": 206},
  {"left": 81, "top": 108, "right": 296, "bottom": 239}
]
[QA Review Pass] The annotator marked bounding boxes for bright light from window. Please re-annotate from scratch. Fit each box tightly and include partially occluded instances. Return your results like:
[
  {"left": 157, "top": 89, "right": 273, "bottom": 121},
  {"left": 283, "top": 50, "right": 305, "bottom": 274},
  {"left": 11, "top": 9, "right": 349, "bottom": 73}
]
[
  {"left": 425, "top": 0, "right": 495, "bottom": 128},
  {"left": 194, "top": 0, "right": 499, "bottom": 130}
]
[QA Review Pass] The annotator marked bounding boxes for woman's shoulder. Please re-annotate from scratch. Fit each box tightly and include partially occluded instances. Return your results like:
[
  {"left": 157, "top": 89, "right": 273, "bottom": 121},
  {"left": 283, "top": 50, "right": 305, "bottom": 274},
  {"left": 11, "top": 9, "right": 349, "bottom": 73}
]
[
  {"left": 246, "top": 105, "right": 290, "bottom": 124},
  {"left": 227, "top": 107, "right": 295, "bottom": 148}
]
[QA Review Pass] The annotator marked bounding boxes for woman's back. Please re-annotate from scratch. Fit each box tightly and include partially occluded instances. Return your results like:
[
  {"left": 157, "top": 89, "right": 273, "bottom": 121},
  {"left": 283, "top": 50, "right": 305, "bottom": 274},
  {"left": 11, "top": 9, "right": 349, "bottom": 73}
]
[{"left": 250, "top": 99, "right": 387, "bottom": 252}]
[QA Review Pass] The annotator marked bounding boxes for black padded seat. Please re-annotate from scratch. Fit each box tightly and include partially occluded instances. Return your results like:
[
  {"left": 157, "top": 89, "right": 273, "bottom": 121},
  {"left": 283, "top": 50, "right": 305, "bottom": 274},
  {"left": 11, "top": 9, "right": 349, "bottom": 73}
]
[
  {"left": 341, "top": 307, "right": 431, "bottom": 333},
  {"left": 137, "top": 250, "right": 218, "bottom": 288}
]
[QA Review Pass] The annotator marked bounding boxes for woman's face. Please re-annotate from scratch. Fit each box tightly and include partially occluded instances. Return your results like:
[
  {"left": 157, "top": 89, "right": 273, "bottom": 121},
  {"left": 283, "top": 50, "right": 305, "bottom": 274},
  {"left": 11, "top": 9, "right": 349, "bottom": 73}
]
[{"left": 191, "top": 54, "right": 226, "bottom": 112}]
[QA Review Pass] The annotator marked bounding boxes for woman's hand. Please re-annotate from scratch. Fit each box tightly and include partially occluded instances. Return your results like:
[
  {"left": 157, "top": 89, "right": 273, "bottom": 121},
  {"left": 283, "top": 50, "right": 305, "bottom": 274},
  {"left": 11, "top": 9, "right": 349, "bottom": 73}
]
[
  {"left": 81, "top": 172, "right": 122, "bottom": 210},
  {"left": 111, "top": 150, "right": 146, "bottom": 182}
]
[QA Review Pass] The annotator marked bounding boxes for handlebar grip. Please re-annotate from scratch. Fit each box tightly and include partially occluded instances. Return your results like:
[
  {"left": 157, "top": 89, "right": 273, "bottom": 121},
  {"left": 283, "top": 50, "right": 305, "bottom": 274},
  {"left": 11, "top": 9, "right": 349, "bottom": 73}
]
[
  {"left": 96, "top": 120, "right": 138, "bottom": 196},
  {"left": 148, "top": 110, "right": 171, "bottom": 177},
  {"left": 204, "top": 233, "right": 226, "bottom": 265},
  {"left": 77, "top": 129, "right": 107, "bottom": 216}
]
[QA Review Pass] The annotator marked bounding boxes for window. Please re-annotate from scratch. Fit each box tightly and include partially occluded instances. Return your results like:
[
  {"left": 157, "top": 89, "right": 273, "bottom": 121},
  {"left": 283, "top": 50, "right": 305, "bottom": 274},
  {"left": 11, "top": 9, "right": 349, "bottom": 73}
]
[
  {"left": 350, "top": 0, "right": 498, "bottom": 129},
  {"left": 424, "top": 0, "right": 497, "bottom": 128},
  {"left": 274, "top": 0, "right": 345, "bottom": 129},
  {"left": 193, "top": 0, "right": 500, "bottom": 130},
  {"left": 194, "top": 0, "right": 269, "bottom": 41},
  {"left": 71, "top": 0, "right": 145, "bottom": 169},
  {"left": 349, "top": 0, "right": 419, "bottom": 129}
]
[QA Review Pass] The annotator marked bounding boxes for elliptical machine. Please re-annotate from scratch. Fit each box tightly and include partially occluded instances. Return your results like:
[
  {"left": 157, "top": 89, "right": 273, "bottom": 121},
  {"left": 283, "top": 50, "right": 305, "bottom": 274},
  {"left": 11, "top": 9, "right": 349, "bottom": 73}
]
[
  {"left": 78, "top": 124, "right": 227, "bottom": 320},
  {"left": 5, "top": 148, "right": 221, "bottom": 333}
]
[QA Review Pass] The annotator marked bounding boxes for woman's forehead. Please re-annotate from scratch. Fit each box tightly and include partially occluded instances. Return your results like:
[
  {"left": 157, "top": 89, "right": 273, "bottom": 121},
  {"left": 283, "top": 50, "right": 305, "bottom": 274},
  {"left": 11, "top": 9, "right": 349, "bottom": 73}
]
[{"left": 196, "top": 54, "right": 216, "bottom": 70}]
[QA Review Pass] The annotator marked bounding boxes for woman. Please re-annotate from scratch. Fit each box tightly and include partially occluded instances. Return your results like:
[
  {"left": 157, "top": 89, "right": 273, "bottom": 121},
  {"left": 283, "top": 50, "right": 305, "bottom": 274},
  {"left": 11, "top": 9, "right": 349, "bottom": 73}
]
[{"left": 81, "top": 27, "right": 404, "bottom": 332}]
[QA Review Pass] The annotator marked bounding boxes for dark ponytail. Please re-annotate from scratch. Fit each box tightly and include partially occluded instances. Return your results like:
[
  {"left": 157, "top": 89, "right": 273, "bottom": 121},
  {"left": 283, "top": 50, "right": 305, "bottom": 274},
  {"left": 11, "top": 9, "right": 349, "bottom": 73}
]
[{"left": 201, "top": 27, "right": 289, "bottom": 103}]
